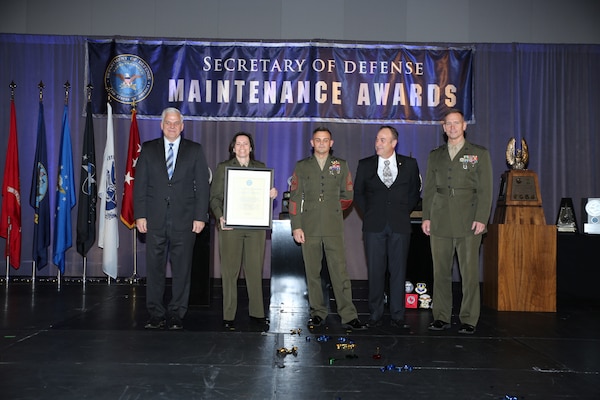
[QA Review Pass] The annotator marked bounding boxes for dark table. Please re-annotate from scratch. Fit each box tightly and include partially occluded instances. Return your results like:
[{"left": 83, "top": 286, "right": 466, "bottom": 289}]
[{"left": 556, "top": 232, "right": 600, "bottom": 305}]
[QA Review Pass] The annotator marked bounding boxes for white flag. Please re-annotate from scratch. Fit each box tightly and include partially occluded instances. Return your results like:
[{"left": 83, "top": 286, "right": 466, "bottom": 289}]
[{"left": 98, "top": 102, "right": 119, "bottom": 279}]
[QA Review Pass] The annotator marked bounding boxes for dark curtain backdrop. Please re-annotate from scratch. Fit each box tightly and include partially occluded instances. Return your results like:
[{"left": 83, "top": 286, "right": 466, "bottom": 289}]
[{"left": 1, "top": 34, "right": 599, "bottom": 279}]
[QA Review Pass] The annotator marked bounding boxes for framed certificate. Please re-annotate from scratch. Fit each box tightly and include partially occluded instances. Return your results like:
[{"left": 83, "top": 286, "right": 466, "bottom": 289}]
[{"left": 224, "top": 167, "right": 274, "bottom": 229}]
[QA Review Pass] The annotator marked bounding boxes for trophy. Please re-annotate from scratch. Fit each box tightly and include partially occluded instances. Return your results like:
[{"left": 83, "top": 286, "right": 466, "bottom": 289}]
[
  {"left": 556, "top": 197, "right": 578, "bottom": 233},
  {"left": 582, "top": 198, "right": 600, "bottom": 234},
  {"left": 506, "top": 137, "right": 529, "bottom": 170},
  {"left": 486, "top": 137, "right": 557, "bottom": 312},
  {"left": 495, "top": 137, "right": 541, "bottom": 219}
]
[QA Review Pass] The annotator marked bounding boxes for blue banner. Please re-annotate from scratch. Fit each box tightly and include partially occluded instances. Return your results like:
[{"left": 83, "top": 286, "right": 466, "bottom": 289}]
[{"left": 87, "top": 39, "right": 473, "bottom": 123}]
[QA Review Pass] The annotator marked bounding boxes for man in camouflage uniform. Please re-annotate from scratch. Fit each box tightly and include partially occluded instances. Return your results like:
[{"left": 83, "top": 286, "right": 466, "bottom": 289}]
[{"left": 289, "top": 127, "right": 367, "bottom": 331}]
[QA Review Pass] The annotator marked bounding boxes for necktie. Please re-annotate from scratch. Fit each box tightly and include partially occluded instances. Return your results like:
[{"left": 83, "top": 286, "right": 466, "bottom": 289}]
[
  {"left": 382, "top": 160, "right": 393, "bottom": 188},
  {"left": 166, "top": 143, "right": 174, "bottom": 179},
  {"left": 449, "top": 144, "right": 459, "bottom": 160}
]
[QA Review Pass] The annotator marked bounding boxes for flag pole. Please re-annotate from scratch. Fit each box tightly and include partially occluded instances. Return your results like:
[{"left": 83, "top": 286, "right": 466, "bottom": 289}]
[
  {"left": 131, "top": 102, "right": 138, "bottom": 284},
  {"left": 62, "top": 81, "right": 68, "bottom": 288},
  {"left": 31, "top": 81, "right": 44, "bottom": 286},
  {"left": 4, "top": 216, "right": 9, "bottom": 284},
  {"left": 3, "top": 82, "right": 17, "bottom": 285},
  {"left": 133, "top": 228, "right": 138, "bottom": 278},
  {"left": 107, "top": 94, "right": 111, "bottom": 288},
  {"left": 58, "top": 81, "right": 70, "bottom": 289},
  {"left": 32, "top": 82, "right": 41, "bottom": 285},
  {"left": 128, "top": 228, "right": 139, "bottom": 283},
  {"left": 81, "top": 83, "right": 94, "bottom": 286},
  {"left": 121, "top": 100, "right": 140, "bottom": 284},
  {"left": 31, "top": 261, "right": 35, "bottom": 289},
  {"left": 99, "top": 95, "right": 119, "bottom": 283},
  {"left": 82, "top": 256, "right": 87, "bottom": 283}
]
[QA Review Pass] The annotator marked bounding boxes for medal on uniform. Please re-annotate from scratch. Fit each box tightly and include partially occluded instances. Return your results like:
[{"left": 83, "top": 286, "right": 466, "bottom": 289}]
[
  {"left": 459, "top": 155, "right": 478, "bottom": 169},
  {"left": 329, "top": 160, "right": 341, "bottom": 175}
]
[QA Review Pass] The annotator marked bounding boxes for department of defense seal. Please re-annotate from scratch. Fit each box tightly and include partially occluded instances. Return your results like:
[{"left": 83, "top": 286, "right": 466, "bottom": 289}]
[{"left": 104, "top": 54, "right": 153, "bottom": 104}]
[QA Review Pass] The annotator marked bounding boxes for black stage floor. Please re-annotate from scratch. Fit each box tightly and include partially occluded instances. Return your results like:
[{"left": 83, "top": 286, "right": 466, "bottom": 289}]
[{"left": 1, "top": 279, "right": 599, "bottom": 400}]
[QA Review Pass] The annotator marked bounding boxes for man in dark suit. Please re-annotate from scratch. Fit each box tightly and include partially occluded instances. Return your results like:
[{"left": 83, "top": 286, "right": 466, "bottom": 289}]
[
  {"left": 134, "top": 107, "right": 209, "bottom": 330},
  {"left": 354, "top": 125, "right": 421, "bottom": 329}
]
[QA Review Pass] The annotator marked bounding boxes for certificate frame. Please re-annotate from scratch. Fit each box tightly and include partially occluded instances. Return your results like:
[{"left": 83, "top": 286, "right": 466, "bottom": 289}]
[{"left": 224, "top": 167, "right": 274, "bottom": 229}]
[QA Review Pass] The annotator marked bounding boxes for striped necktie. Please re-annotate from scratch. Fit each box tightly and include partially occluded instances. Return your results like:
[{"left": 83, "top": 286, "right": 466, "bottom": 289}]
[{"left": 166, "top": 143, "right": 174, "bottom": 179}]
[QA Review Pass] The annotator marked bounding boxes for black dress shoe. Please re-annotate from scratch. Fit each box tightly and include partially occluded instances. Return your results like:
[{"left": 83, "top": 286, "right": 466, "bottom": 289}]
[
  {"left": 390, "top": 319, "right": 411, "bottom": 329},
  {"left": 168, "top": 316, "right": 183, "bottom": 330},
  {"left": 223, "top": 320, "right": 236, "bottom": 331},
  {"left": 144, "top": 317, "right": 166, "bottom": 330},
  {"left": 250, "top": 316, "right": 270, "bottom": 331},
  {"left": 341, "top": 318, "right": 368, "bottom": 331},
  {"left": 366, "top": 319, "right": 382, "bottom": 328},
  {"left": 428, "top": 320, "right": 451, "bottom": 331},
  {"left": 458, "top": 323, "right": 476, "bottom": 334},
  {"left": 250, "top": 316, "right": 269, "bottom": 325},
  {"left": 307, "top": 315, "right": 324, "bottom": 328}
]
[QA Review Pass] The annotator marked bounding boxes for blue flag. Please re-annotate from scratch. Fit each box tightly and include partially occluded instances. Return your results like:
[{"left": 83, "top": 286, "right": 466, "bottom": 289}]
[
  {"left": 30, "top": 102, "right": 51, "bottom": 270},
  {"left": 52, "top": 105, "right": 76, "bottom": 274}
]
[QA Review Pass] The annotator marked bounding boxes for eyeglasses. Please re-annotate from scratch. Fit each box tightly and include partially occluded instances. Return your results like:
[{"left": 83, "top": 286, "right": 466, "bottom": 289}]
[{"left": 164, "top": 120, "right": 182, "bottom": 127}]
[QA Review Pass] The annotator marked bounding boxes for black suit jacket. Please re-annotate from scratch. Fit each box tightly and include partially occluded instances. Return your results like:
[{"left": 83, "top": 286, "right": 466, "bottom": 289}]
[
  {"left": 134, "top": 137, "right": 209, "bottom": 230},
  {"left": 354, "top": 154, "right": 421, "bottom": 234}
]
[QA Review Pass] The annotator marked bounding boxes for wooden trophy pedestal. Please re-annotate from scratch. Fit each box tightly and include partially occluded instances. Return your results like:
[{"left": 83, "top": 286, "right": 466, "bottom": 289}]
[
  {"left": 483, "top": 170, "right": 557, "bottom": 312},
  {"left": 483, "top": 224, "right": 556, "bottom": 311}
]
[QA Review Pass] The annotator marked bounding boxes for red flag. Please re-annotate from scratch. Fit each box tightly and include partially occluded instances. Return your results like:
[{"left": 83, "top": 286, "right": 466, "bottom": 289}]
[
  {"left": 120, "top": 109, "right": 140, "bottom": 229},
  {"left": 0, "top": 100, "right": 22, "bottom": 269}
]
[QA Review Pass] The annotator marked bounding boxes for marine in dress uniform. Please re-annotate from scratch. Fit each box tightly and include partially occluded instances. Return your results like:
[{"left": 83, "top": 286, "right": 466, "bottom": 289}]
[
  {"left": 289, "top": 127, "right": 366, "bottom": 331},
  {"left": 210, "top": 133, "right": 276, "bottom": 332},
  {"left": 421, "top": 109, "right": 493, "bottom": 334}
]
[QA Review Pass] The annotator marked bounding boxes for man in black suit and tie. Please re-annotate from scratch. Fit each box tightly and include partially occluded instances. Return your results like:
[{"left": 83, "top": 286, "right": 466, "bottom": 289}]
[
  {"left": 354, "top": 126, "right": 421, "bottom": 329},
  {"left": 134, "top": 107, "right": 210, "bottom": 330}
]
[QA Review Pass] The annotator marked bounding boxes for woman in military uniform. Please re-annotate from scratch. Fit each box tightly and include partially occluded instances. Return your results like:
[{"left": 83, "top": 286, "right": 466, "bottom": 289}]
[{"left": 210, "top": 132, "right": 277, "bottom": 331}]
